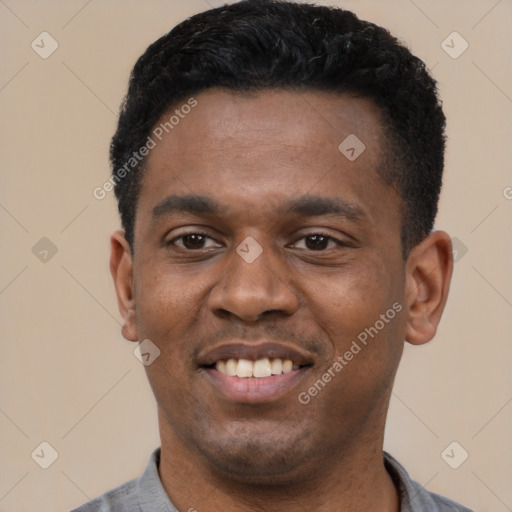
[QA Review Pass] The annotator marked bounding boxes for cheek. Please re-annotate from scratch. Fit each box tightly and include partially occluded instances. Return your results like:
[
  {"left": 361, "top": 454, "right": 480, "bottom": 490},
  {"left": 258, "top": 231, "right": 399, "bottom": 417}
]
[
  {"left": 133, "top": 265, "right": 206, "bottom": 353},
  {"left": 304, "top": 260, "right": 396, "bottom": 338},
  {"left": 305, "top": 275, "right": 404, "bottom": 409},
  {"left": 133, "top": 271, "right": 206, "bottom": 408},
  {"left": 301, "top": 255, "right": 405, "bottom": 388}
]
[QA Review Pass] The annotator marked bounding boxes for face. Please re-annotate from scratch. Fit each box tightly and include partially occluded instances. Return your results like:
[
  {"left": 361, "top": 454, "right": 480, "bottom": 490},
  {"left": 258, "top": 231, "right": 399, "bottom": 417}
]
[{"left": 114, "top": 89, "right": 416, "bottom": 483}]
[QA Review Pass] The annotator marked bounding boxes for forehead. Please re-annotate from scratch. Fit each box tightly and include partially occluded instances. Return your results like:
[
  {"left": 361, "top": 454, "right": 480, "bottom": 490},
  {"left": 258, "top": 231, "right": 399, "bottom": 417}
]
[
  {"left": 137, "top": 88, "right": 398, "bottom": 230},
  {"left": 159, "top": 88, "right": 385, "bottom": 157}
]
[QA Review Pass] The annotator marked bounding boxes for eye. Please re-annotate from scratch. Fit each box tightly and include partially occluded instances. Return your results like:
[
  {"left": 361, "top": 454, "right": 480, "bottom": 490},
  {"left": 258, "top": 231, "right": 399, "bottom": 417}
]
[
  {"left": 169, "top": 232, "right": 221, "bottom": 250},
  {"left": 291, "top": 233, "right": 345, "bottom": 251},
  {"left": 167, "top": 231, "right": 347, "bottom": 252}
]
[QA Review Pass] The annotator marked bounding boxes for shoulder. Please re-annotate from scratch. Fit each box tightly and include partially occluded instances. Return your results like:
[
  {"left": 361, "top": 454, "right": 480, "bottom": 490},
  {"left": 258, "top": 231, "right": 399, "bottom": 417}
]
[
  {"left": 406, "top": 479, "right": 475, "bottom": 511},
  {"left": 384, "top": 452, "right": 474, "bottom": 512},
  {"left": 70, "top": 448, "right": 173, "bottom": 512},
  {"left": 70, "top": 477, "right": 139, "bottom": 512},
  {"left": 72, "top": 448, "right": 177, "bottom": 512}
]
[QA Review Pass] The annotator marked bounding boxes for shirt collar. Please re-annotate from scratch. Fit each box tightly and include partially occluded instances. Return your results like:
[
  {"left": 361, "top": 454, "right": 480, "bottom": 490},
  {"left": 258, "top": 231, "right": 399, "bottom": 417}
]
[
  {"left": 137, "top": 448, "right": 177, "bottom": 511},
  {"left": 138, "top": 448, "right": 430, "bottom": 512}
]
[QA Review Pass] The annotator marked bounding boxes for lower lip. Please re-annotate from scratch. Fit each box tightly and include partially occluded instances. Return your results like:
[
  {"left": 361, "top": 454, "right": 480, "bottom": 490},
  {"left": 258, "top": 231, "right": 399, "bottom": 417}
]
[{"left": 202, "top": 368, "right": 308, "bottom": 403}]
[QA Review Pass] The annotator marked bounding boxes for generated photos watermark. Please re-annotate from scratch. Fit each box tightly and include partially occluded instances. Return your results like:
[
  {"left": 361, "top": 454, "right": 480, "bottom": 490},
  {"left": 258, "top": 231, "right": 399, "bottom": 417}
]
[
  {"left": 298, "top": 301, "right": 403, "bottom": 404},
  {"left": 93, "top": 97, "right": 198, "bottom": 200}
]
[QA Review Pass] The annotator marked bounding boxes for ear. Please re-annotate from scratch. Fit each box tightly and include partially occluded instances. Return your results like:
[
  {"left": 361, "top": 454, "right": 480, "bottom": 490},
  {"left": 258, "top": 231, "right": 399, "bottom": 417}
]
[
  {"left": 110, "top": 230, "right": 138, "bottom": 342},
  {"left": 404, "top": 230, "right": 453, "bottom": 345}
]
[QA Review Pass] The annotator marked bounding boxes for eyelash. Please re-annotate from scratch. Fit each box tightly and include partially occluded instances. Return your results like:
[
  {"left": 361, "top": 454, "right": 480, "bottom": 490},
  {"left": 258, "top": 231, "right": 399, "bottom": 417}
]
[{"left": 167, "top": 231, "right": 348, "bottom": 251}]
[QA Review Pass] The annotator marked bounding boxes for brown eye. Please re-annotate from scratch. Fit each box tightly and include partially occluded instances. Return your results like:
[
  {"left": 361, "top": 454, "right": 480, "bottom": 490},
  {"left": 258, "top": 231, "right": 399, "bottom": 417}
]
[
  {"left": 169, "top": 233, "right": 221, "bottom": 250},
  {"left": 180, "top": 234, "right": 208, "bottom": 249},
  {"left": 304, "top": 235, "right": 330, "bottom": 250},
  {"left": 292, "top": 233, "right": 342, "bottom": 251}
]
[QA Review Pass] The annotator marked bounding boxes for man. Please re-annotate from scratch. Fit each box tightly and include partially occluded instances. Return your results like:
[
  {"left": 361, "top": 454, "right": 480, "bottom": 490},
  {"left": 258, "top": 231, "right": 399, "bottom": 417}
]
[{"left": 74, "top": 1, "right": 473, "bottom": 510}]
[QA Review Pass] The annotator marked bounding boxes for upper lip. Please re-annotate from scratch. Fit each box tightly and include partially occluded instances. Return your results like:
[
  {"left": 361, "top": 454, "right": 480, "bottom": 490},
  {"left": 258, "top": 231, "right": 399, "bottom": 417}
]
[{"left": 197, "top": 341, "right": 315, "bottom": 367}]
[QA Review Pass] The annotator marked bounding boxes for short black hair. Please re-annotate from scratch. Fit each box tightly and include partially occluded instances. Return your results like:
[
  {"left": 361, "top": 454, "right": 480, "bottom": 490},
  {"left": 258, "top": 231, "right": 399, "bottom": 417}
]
[{"left": 110, "top": 0, "right": 446, "bottom": 257}]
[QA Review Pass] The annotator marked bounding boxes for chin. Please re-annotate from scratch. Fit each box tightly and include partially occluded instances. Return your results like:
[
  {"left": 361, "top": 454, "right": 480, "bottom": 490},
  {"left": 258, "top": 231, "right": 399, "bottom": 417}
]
[{"left": 195, "top": 424, "right": 316, "bottom": 484}]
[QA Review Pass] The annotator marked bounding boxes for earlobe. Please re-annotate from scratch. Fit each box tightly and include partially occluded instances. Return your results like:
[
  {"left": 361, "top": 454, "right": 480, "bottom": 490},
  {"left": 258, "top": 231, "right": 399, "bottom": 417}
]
[
  {"left": 110, "top": 230, "right": 138, "bottom": 342},
  {"left": 404, "top": 231, "right": 453, "bottom": 346}
]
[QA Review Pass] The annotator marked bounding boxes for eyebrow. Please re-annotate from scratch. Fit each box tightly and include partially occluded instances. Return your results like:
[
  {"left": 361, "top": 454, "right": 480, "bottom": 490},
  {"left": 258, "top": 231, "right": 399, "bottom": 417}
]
[
  {"left": 152, "top": 194, "right": 225, "bottom": 219},
  {"left": 284, "top": 195, "right": 366, "bottom": 221},
  {"left": 152, "top": 194, "right": 366, "bottom": 222}
]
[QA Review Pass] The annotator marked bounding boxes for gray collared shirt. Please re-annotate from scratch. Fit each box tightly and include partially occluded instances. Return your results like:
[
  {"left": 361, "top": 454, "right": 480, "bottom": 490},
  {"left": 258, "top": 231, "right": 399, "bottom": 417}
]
[{"left": 71, "top": 448, "right": 474, "bottom": 511}]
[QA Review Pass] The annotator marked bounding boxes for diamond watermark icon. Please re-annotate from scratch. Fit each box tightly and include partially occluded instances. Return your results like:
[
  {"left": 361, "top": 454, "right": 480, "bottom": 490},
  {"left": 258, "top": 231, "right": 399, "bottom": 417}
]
[
  {"left": 134, "top": 339, "right": 161, "bottom": 366},
  {"left": 31, "top": 441, "right": 59, "bottom": 469},
  {"left": 451, "top": 237, "right": 468, "bottom": 263},
  {"left": 441, "top": 441, "right": 469, "bottom": 469},
  {"left": 32, "top": 237, "right": 58, "bottom": 263},
  {"left": 338, "top": 134, "right": 366, "bottom": 161},
  {"left": 441, "top": 32, "right": 468, "bottom": 59},
  {"left": 31, "top": 32, "right": 59, "bottom": 59},
  {"left": 236, "top": 236, "right": 263, "bottom": 263}
]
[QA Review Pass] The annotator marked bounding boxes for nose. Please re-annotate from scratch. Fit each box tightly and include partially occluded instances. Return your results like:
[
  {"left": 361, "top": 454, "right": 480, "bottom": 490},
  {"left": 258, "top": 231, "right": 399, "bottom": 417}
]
[{"left": 207, "top": 243, "right": 300, "bottom": 323}]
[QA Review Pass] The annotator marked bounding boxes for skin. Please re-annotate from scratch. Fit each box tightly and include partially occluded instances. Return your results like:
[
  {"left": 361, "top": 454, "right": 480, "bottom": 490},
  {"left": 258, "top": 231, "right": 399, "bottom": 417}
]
[{"left": 110, "top": 89, "right": 453, "bottom": 512}]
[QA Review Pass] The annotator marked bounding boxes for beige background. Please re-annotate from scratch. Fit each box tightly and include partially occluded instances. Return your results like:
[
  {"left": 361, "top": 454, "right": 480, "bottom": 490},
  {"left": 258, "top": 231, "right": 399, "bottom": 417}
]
[{"left": 1, "top": 0, "right": 511, "bottom": 511}]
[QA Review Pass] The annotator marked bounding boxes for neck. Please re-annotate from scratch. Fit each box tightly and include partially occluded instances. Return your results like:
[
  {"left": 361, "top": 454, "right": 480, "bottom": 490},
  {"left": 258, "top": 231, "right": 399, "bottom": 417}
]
[{"left": 157, "top": 413, "right": 399, "bottom": 512}]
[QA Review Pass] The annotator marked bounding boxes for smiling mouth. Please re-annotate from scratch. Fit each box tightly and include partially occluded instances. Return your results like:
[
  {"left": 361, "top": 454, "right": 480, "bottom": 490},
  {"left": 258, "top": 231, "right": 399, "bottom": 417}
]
[
  {"left": 209, "top": 358, "right": 310, "bottom": 378},
  {"left": 197, "top": 341, "right": 315, "bottom": 401}
]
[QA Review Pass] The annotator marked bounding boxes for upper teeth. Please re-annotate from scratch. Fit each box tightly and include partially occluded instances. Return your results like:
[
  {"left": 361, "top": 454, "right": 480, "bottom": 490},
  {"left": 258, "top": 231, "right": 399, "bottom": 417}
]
[{"left": 215, "top": 358, "right": 298, "bottom": 378}]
